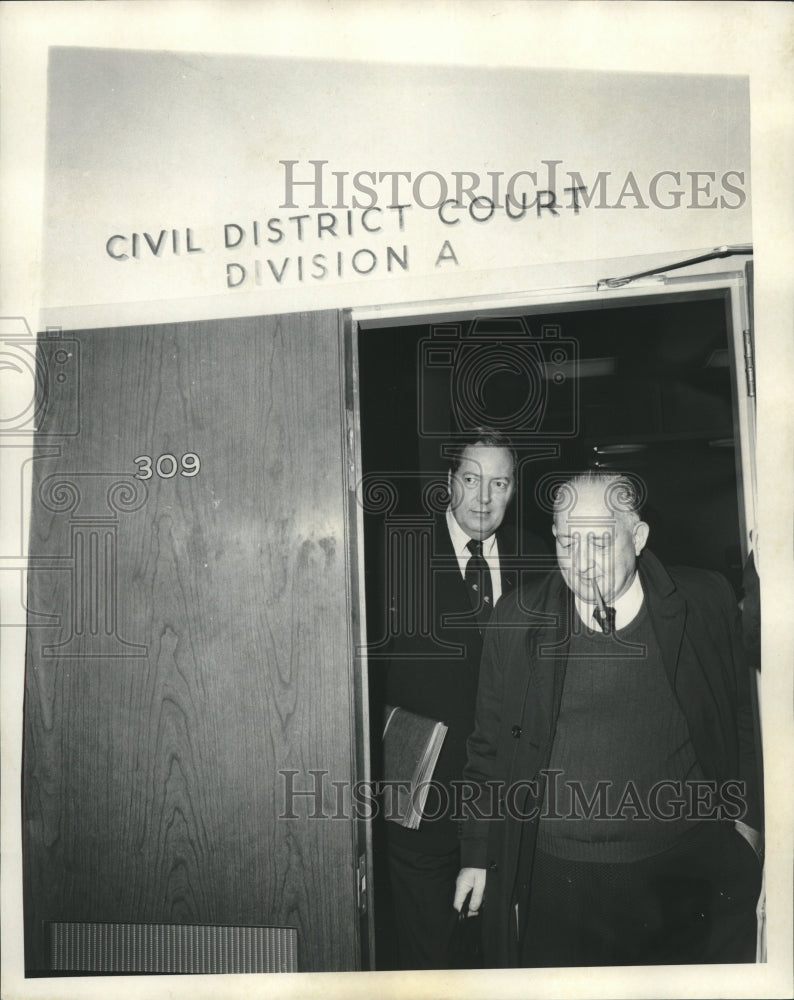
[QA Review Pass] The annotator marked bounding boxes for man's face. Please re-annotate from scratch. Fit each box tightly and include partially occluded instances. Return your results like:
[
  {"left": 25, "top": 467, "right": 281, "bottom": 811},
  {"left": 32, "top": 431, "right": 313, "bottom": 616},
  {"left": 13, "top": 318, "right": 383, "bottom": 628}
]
[
  {"left": 448, "top": 445, "right": 515, "bottom": 541},
  {"left": 552, "top": 482, "right": 649, "bottom": 604}
]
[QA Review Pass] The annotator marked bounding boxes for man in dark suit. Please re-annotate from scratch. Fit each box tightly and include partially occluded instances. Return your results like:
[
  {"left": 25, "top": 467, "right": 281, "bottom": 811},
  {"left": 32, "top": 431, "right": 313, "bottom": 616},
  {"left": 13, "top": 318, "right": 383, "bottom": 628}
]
[
  {"left": 382, "top": 426, "right": 545, "bottom": 970},
  {"left": 454, "top": 471, "right": 763, "bottom": 967}
]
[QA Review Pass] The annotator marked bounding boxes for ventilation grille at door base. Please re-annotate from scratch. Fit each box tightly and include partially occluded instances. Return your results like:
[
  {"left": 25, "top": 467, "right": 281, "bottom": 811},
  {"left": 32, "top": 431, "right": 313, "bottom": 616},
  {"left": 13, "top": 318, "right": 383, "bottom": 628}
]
[{"left": 48, "top": 921, "right": 298, "bottom": 974}]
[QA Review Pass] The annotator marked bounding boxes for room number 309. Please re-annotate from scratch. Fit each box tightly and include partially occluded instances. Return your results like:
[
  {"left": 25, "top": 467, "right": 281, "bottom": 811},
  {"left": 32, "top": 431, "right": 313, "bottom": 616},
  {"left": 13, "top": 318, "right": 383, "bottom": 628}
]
[{"left": 134, "top": 453, "right": 201, "bottom": 479}]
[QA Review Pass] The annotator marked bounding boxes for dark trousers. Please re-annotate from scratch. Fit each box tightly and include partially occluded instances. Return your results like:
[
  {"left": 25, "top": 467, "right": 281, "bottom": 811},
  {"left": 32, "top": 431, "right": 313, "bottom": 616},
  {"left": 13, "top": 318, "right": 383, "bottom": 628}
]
[
  {"left": 387, "top": 840, "right": 481, "bottom": 970},
  {"left": 521, "top": 822, "right": 762, "bottom": 967}
]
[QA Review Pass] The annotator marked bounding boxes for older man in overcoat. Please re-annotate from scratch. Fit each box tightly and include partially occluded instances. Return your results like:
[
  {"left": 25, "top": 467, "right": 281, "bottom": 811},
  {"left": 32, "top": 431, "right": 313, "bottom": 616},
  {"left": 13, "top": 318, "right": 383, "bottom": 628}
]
[{"left": 455, "top": 471, "right": 762, "bottom": 967}]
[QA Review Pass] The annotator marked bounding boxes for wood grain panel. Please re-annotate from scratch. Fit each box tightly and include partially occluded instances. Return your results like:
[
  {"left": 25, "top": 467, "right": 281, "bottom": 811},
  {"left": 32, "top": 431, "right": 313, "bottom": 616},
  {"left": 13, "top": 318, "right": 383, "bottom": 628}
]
[{"left": 23, "top": 312, "right": 360, "bottom": 972}]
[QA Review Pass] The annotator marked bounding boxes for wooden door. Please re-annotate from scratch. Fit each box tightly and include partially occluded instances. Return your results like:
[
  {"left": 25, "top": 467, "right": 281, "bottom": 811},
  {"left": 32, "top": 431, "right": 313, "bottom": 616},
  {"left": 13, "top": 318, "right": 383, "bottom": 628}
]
[{"left": 23, "top": 312, "right": 365, "bottom": 973}]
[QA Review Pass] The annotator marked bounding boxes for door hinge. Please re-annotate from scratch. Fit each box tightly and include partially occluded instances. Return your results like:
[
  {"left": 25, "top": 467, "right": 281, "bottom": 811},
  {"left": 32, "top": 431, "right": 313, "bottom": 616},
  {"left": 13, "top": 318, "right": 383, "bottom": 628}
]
[
  {"left": 356, "top": 852, "right": 368, "bottom": 915},
  {"left": 742, "top": 329, "right": 755, "bottom": 398}
]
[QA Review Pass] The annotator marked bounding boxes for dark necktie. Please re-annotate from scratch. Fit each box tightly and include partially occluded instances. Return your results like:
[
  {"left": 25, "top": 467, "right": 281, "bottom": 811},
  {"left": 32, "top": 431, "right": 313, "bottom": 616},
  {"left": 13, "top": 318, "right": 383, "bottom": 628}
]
[
  {"left": 465, "top": 538, "right": 494, "bottom": 626},
  {"left": 593, "top": 604, "right": 616, "bottom": 634}
]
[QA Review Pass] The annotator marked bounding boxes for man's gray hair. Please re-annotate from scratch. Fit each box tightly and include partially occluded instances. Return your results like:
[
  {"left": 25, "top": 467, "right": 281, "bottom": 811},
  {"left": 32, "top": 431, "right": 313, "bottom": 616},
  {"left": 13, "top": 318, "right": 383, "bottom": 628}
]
[{"left": 553, "top": 471, "right": 645, "bottom": 525}]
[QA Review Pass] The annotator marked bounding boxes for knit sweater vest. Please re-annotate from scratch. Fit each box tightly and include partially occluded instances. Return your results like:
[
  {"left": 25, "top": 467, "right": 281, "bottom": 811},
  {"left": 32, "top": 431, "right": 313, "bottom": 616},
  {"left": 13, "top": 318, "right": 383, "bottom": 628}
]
[{"left": 537, "top": 603, "right": 705, "bottom": 863}]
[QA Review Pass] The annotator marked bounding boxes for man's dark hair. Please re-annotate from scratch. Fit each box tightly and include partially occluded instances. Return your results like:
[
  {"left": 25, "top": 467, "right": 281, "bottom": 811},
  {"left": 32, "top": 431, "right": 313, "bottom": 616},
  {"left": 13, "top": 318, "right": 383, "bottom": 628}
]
[{"left": 444, "top": 426, "right": 518, "bottom": 476}]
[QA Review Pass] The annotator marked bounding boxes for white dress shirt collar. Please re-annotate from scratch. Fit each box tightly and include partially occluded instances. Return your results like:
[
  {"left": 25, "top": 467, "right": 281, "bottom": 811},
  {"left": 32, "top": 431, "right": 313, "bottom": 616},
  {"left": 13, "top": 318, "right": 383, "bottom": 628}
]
[
  {"left": 446, "top": 507, "right": 502, "bottom": 604},
  {"left": 574, "top": 569, "right": 644, "bottom": 632},
  {"left": 446, "top": 506, "right": 498, "bottom": 561}
]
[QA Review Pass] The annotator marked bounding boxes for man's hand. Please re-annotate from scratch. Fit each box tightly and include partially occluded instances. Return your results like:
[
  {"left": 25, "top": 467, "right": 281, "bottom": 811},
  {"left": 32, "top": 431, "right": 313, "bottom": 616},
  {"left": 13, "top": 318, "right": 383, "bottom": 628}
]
[{"left": 454, "top": 867, "right": 487, "bottom": 916}]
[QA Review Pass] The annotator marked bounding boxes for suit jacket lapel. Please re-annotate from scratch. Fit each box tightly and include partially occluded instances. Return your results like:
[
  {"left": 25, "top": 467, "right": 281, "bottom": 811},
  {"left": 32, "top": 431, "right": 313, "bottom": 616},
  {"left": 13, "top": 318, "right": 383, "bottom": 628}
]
[
  {"left": 495, "top": 524, "right": 516, "bottom": 596},
  {"left": 432, "top": 513, "right": 480, "bottom": 633},
  {"left": 436, "top": 514, "right": 514, "bottom": 612}
]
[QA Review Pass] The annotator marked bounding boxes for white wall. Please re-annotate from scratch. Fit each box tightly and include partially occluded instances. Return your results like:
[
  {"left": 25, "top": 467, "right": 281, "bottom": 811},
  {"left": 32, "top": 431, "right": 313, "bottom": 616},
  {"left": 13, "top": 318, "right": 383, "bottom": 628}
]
[{"left": 41, "top": 51, "right": 750, "bottom": 324}]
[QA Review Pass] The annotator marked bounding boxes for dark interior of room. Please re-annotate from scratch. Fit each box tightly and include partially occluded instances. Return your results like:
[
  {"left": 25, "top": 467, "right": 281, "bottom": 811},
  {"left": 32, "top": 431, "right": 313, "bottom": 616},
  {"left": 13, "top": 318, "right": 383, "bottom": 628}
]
[{"left": 357, "top": 289, "right": 745, "bottom": 969}]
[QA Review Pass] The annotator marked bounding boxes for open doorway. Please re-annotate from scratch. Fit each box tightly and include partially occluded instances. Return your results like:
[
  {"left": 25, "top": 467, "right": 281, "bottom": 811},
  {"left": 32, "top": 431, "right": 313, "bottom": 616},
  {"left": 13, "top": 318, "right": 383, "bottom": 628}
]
[{"left": 354, "top": 275, "right": 759, "bottom": 969}]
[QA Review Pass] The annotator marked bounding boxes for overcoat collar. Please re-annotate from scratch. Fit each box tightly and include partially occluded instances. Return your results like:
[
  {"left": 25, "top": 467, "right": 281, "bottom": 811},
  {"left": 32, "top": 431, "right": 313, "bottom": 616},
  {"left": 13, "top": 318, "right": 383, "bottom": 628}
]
[{"left": 637, "top": 549, "right": 687, "bottom": 690}]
